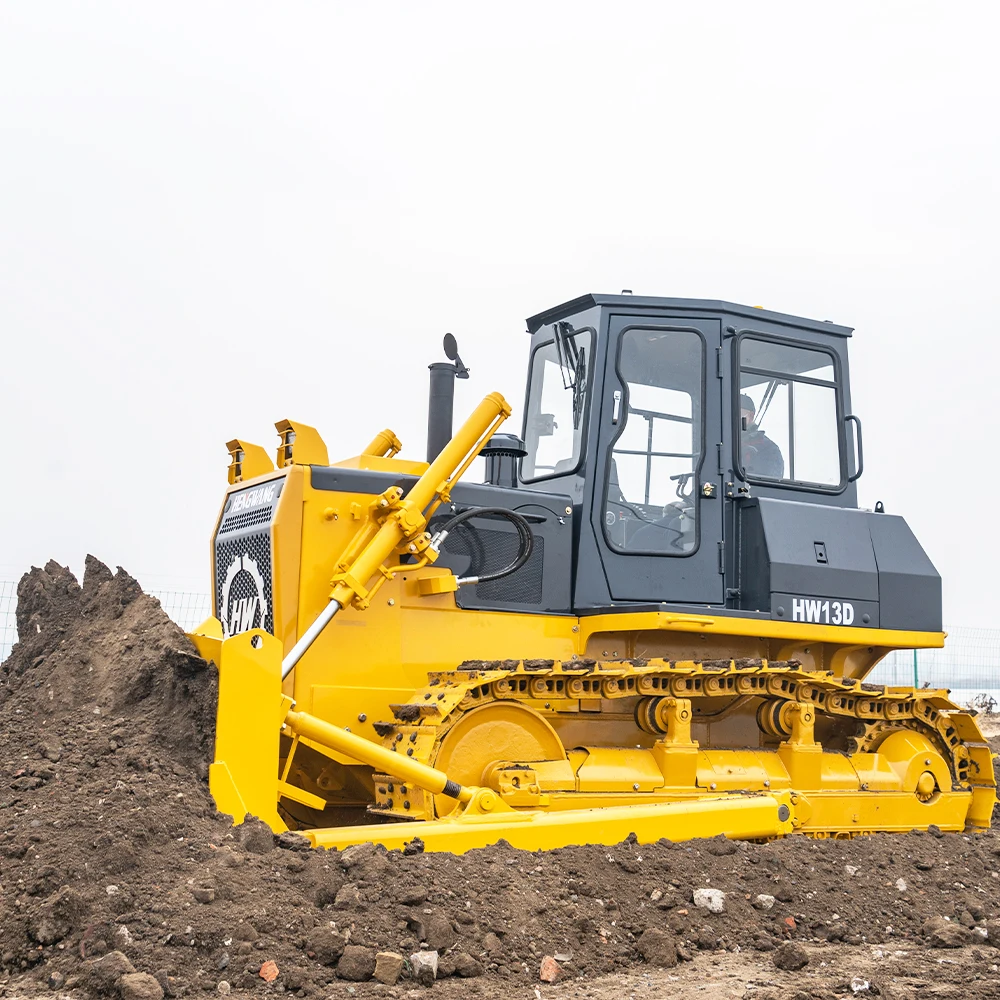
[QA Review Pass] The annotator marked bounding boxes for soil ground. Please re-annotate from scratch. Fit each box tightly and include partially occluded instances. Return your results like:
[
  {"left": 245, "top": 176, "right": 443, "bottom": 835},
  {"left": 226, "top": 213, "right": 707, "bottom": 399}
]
[{"left": 2, "top": 559, "right": 1000, "bottom": 999}]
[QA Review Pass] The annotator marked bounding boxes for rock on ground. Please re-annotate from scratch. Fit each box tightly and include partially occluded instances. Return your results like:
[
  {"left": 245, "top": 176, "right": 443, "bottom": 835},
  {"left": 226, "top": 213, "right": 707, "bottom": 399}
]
[
  {"left": 451, "top": 951, "right": 484, "bottom": 978},
  {"left": 120, "top": 972, "right": 165, "bottom": 1000},
  {"left": 87, "top": 950, "right": 136, "bottom": 992},
  {"left": 692, "top": 888, "right": 726, "bottom": 913},
  {"left": 305, "top": 925, "right": 347, "bottom": 965},
  {"left": 773, "top": 941, "right": 809, "bottom": 971},
  {"left": 637, "top": 928, "right": 678, "bottom": 968},
  {"left": 412, "top": 910, "right": 457, "bottom": 951},
  {"left": 373, "top": 951, "right": 404, "bottom": 986},
  {"left": 922, "top": 915, "right": 975, "bottom": 948},
  {"left": 337, "top": 945, "right": 376, "bottom": 981},
  {"left": 539, "top": 955, "right": 561, "bottom": 982},
  {"left": 411, "top": 950, "right": 439, "bottom": 985}
]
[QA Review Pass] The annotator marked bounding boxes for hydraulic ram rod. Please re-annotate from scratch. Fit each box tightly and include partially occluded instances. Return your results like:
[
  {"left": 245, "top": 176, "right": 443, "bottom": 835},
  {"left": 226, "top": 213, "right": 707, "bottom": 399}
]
[{"left": 282, "top": 601, "right": 339, "bottom": 678}]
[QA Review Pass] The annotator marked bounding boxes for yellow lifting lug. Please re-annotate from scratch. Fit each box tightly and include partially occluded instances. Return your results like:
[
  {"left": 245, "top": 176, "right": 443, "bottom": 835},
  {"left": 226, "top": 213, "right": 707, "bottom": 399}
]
[
  {"left": 274, "top": 419, "right": 329, "bottom": 468},
  {"left": 225, "top": 439, "right": 274, "bottom": 484}
]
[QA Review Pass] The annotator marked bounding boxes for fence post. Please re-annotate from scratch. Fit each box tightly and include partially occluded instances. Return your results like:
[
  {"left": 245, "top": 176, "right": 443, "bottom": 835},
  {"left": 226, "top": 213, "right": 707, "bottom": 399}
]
[{"left": 913, "top": 649, "right": 919, "bottom": 688}]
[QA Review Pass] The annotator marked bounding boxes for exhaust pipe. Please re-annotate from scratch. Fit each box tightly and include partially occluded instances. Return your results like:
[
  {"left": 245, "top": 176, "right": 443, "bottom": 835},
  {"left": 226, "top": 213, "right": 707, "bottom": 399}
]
[{"left": 426, "top": 333, "right": 469, "bottom": 462}]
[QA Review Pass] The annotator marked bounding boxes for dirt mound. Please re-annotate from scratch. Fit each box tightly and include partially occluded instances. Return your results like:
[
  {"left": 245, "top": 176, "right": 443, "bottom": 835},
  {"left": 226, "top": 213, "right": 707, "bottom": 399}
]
[
  {"left": 3, "top": 556, "right": 216, "bottom": 769},
  {"left": 2, "top": 560, "right": 1000, "bottom": 999}
]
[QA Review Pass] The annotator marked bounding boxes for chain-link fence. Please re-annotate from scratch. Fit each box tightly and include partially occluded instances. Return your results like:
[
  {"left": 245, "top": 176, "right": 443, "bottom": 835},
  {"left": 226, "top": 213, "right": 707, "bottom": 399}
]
[
  {"left": 0, "top": 578, "right": 997, "bottom": 706},
  {"left": 0, "top": 580, "right": 16, "bottom": 664},
  {"left": 867, "top": 626, "right": 1000, "bottom": 708}
]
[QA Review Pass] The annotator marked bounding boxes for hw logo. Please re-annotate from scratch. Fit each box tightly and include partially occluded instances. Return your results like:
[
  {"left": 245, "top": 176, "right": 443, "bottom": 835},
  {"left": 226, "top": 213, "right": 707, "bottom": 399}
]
[{"left": 220, "top": 554, "right": 269, "bottom": 638}]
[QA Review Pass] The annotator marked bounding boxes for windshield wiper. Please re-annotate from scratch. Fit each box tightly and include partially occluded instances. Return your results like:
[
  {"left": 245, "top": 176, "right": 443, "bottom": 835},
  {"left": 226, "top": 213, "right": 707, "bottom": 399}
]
[{"left": 553, "top": 321, "right": 588, "bottom": 429}]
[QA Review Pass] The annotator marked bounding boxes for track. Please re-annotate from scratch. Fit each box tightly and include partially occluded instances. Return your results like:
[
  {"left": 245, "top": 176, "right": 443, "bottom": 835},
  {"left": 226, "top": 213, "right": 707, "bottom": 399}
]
[{"left": 369, "top": 657, "right": 997, "bottom": 835}]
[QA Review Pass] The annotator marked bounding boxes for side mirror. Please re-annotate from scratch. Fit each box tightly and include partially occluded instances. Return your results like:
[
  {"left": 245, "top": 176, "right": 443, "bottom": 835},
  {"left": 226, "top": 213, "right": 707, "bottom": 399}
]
[{"left": 442, "top": 333, "right": 469, "bottom": 379}]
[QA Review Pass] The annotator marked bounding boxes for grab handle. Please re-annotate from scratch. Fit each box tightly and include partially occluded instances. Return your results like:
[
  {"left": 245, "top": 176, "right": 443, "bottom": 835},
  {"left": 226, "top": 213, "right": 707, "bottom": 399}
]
[{"left": 845, "top": 414, "right": 864, "bottom": 482}]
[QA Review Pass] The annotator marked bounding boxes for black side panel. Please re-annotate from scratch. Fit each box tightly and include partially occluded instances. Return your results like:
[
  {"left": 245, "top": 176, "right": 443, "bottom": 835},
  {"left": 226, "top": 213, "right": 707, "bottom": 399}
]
[
  {"left": 737, "top": 497, "right": 880, "bottom": 626},
  {"left": 758, "top": 498, "right": 879, "bottom": 601},
  {"left": 311, "top": 467, "right": 417, "bottom": 495},
  {"left": 868, "top": 514, "right": 942, "bottom": 631}
]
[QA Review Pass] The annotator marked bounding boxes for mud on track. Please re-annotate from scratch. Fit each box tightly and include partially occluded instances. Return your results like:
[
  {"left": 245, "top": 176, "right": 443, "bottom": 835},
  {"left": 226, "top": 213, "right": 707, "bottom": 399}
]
[{"left": 2, "top": 559, "right": 1000, "bottom": 999}]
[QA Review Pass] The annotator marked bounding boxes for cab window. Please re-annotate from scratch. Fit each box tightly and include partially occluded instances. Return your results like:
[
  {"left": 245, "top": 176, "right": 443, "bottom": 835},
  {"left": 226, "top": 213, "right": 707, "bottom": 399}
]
[
  {"left": 522, "top": 325, "right": 593, "bottom": 481},
  {"left": 604, "top": 327, "right": 704, "bottom": 555},
  {"left": 738, "top": 337, "right": 842, "bottom": 487}
]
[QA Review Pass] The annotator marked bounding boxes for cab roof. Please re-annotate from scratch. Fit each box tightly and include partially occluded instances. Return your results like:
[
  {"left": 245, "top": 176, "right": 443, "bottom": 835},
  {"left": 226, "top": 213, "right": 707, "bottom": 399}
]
[{"left": 526, "top": 293, "right": 854, "bottom": 338}]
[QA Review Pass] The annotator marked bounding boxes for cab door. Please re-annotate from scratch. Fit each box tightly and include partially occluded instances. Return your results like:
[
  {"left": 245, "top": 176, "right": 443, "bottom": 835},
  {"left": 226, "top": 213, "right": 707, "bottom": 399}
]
[{"left": 591, "top": 314, "right": 724, "bottom": 604}]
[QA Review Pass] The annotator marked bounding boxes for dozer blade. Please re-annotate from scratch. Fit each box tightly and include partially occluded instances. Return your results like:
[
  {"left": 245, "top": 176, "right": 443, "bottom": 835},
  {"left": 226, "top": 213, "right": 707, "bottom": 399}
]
[{"left": 209, "top": 629, "right": 290, "bottom": 832}]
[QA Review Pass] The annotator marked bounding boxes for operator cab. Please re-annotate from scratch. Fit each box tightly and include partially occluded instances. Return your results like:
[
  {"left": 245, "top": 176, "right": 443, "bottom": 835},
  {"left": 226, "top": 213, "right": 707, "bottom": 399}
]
[{"left": 514, "top": 294, "right": 938, "bottom": 630}]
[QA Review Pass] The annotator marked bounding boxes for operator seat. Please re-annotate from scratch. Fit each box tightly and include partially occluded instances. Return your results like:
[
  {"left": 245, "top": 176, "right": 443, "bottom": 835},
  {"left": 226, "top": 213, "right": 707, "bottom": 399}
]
[{"left": 629, "top": 515, "right": 687, "bottom": 553}]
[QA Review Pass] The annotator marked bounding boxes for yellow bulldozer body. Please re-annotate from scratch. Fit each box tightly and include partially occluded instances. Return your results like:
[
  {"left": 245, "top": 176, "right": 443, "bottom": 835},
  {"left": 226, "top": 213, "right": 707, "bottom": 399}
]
[{"left": 190, "top": 391, "right": 996, "bottom": 853}]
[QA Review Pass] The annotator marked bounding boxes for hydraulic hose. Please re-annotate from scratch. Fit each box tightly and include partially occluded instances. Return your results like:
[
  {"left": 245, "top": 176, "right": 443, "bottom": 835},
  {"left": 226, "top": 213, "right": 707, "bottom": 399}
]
[{"left": 431, "top": 506, "right": 535, "bottom": 585}]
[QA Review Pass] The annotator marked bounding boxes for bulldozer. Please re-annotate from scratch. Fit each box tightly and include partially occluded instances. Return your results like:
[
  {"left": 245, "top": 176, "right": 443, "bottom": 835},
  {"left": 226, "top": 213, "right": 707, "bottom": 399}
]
[{"left": 189, "top": 293, "right": 996, "bottom": 853}]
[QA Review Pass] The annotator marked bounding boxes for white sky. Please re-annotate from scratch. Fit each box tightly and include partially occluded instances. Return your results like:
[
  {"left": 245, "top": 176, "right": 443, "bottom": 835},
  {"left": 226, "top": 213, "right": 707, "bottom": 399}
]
[{"left": 0, "top": 3, "right": 997, "bottom": 624}]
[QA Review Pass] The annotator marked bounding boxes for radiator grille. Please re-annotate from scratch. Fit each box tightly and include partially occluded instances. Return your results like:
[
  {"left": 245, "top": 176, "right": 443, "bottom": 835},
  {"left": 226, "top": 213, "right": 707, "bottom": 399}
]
[
  {"left": 215, "top": 530, "right": 275, "bottom": 636},
  {"left": 218, "top": 506, "right": 273, "bottom": 535},
  {"left": 437, "top": 520, "right": 544, "bottom": 605},
  {"left": 213, "top": 482, "right": 281, "bottom": 637}
]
